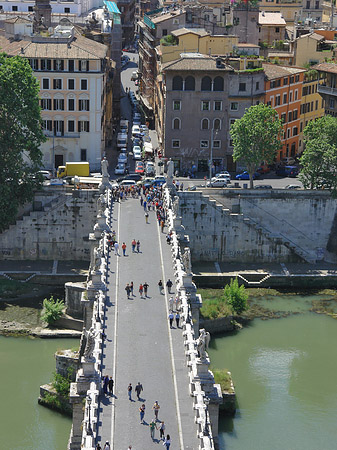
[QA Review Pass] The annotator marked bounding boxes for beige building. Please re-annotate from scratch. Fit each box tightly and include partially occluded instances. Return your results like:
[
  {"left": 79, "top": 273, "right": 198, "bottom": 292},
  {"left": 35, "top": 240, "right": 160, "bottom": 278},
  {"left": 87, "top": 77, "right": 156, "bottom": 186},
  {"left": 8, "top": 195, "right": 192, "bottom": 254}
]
[
  {"left": 294, "top": 32, "right": 335, "bottom": 67},
  {"left": 0, "top": 18, "right": 111, "bottom": 172},
  {"left": 258, "top": 11, "right": 286, "bottom": 46},
  {"left": 258, "top": 0, "right": 301, "bottom": 24}
]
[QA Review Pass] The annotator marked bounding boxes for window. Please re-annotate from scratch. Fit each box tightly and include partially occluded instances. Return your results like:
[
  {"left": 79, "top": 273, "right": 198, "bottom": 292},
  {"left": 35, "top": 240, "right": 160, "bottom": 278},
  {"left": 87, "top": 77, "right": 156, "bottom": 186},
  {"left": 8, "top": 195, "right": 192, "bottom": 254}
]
[
  {"left": 41, "top": 98, "right": 52, "bottom": 110},
  {"left": 79, "top": 60, "right": 89, "bottom": 72},
  {"left": 284, "top": 77, "right": 288, "bottom": 85},
  {"left": 288, "top": 111, "right": 293, "bottom": 122},
  {"left": 42, "top": 78, "right": 49, "bottom": 89},
  {"left": 12, "top": 5, "right": 18, "bottom": 11},
  {"left": 315, "top": 0, "right": 319, "bottom": 8},
  {"left": 300, "top": 122, "right": 303, "bottom": 132},
  {"left": 64, "top": 7, "right": 70, "bottom": 12},
  {"left": 173, "top": 118, "right": 180, "bottom": 130},
  {"left": 315, "top": 100, "right": 318, "bottom": 110},
  {"left": 287, "top": 128, "right": 291, "bottom": 138},
  {"left": 173, "top": 100, "right": 181, "bottom": 111},
  {"left": 54, "top": 120, "right": 64, "bottom": 135},
  {"left": 213, "top": 140, "right": 221, "bottom": 148},
  {"left": 41, "top": 59, "right": 51, "bottom": 71},
  {"left": 201, "top": 76, "right": 212, "bottom": 91},
  {"left": 172, "top": 76, "right": 183, "bottom": 91},
  {"left": 229, "top": 118, "right": 236, "bottom": 128},
  {"left": 201, "top": 118, "right": 209, "bottom": 130},
  {"left": 54, "top": 59, "right": 64, "bottom": 71},
  {"left": 30, "top": 59, "right": 39, "bottom": 70},
  {"left": 78, "top": 121, "right": 90, "bottom": 132},
  {"left": 256, "top": 81, "right": 260, "bottom": 90},
  {"left": 81, "top": 79, "right": 88, "bottom": 90},
  {"left": 276, "top": 95, "right": 281, "bottom": 106},
  {"left": 293, "top": 126, "right": 298, "bottom": 136},
  {"left": 213, "top": 118, "right": 221, "bottom": 130},
  {"left": 294, "top": 89, "right": 298, "bottom": 100},
  {"left": 229, "top": 139, "right": 234, "bottom": 147},
  {"left": 184, "top": 76, "right": 195, "bottom": 91},
  {"left": 68, "top": 79, "right": 75, "bottom": 90},
  {"left": 28, "top": 6, "right": 33, "bottom": 11},
  {"left": 290, "top": 76, "right": 294, "bottom": 84},
  {"left": 289, "top": 91, "right": 293, "bottom": 102},
  {"left": 293, "top": 109, "right": 298, "bottom": 120},
  {"left": 79, "top": 99, "right": 90, "bottom": 111},
  {"left": 281, "top": 112, "right": 286, "bottom": 123},
  {"left": 213, "top": 76, "right": 224, "bottom": 91},
  {"left": 329, "top": 99, "right": 335, "bottom": 109},
  {"left": 53, "top": 99, "right": 64, "bottom": 111},
  {"left": 172, "top": 139, "right": 180, "bottom": 148},
  {"left": 162, "top": 29, "right": 167, "bottom": 36},
  {"left": 283, "top": 93, "right": 287, "bottom": 104},
  {"left": 275, "top": 27, "right": 280, "bottom": 33},
  {"left": 201, "top": 101, "right": 210, "bottom": 111},
  {"left": 68, "top": 120, "right": 75, "bottom": 132},
  {"left": 68, "top": 99, "right": 75, "bottom": 111},
  {"left": 214, "top": 101, "right": 222, "bottom": 111},
  {"left": 68, "top": 60, "right": 74, "bottom": 72},
  {"left": 239, "top": 82, "right": 246, "bottom": 92},
  {"left": 306, "top": 0, "right": 310, "bottom": 7},
  {"left": 81, "top": 149, "right": 87, "bottom": 161},
  {"left": 230, "top": 102, "right": 238, "bottom": 111},
  {"left": 53, "top": 79, "right": 62, "bottom": 90},
  {"left": 200, "top": 140, "right": 209, "bottom": 148},
  {"left": 233, "top": 17, "right": 239, "bottom": 25},
  {"left": 42, "top": 120, "right": 52, "bottom": 131}
]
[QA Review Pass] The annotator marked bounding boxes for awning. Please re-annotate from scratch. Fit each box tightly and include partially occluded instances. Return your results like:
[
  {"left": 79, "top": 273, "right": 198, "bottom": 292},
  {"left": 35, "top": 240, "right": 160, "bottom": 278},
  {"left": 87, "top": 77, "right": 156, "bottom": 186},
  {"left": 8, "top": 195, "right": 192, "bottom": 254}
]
[{"left": 103, "top": 1, "right": 121, "bottom": 14}]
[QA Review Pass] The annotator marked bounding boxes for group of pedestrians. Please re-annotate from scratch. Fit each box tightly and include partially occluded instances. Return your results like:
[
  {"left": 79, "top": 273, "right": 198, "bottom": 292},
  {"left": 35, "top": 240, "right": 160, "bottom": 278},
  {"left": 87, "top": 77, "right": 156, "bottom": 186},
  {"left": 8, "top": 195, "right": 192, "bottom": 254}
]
[
  {"left": 102, "top": 375, "right": 114, "bottom": 396},
  {"left": 112, "top": 185, "right": 141, "bottom": 202},
  {"left": 109, "top": 235, "right": 141, "bottom": 257},
  {"left": 125, "top": 281, "right": 149, "bottom": 298}
]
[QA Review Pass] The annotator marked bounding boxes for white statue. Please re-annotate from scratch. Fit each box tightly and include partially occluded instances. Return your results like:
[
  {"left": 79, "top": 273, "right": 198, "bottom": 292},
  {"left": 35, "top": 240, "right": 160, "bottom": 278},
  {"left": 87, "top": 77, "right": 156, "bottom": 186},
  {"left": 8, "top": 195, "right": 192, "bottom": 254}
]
[
  {"left": 167, "top": 158, "right": 174, "bottom": 180},
  {"left": 93, "top": 246, "right": 102, "bottom": 272},
  {"left": 196, "top": 328, "right": 211, "bottom": 360},
  {"left": 101, "top": 157, "right": 109, "bottom": 177},
  {"left": 84, "top": 327, "right": 99, "bottom": 359}
]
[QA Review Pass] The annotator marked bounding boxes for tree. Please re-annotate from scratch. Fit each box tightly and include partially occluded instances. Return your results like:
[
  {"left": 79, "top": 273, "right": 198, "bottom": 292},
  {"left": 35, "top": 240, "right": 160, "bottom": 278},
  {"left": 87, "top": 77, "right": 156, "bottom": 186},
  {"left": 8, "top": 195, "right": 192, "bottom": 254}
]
[
  {"left": 230, "top": 103, "right": 283, "bottom": 188},
  {"left": 224, "top": 278, "right": 248, "bottom": 315},
  {"left": 41, "top": 296, "right": 65, "bottom": 325},
  {"left": 0, "top": 53, "right": 46, "bottom": 231},
  {"left": 300, "top": 116, "right": 337, "bottom": 195}
]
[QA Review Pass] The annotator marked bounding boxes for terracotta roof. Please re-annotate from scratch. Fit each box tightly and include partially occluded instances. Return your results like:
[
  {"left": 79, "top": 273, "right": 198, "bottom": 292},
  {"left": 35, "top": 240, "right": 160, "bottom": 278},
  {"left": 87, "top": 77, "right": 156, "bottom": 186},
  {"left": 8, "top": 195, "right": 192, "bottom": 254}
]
[
  {"left": 0, "top": 34, "right": 108, "bottom": 59},
  {"left": 259, "top": 12, "right": 286, "bottom": 26},
  {"left": 5, "top": 16, "right": 32, "bottom": 24},
  {"left": 313, "top": 62, "right": 337, "bottom": 74},
  {"left": 297, "top": 32, "right": 324, "bottom": 41},
  {"left": 263, "top": 63, "right": 305, "bottom": 80},
  {"left": 172, "top": 27, "right": 209, "bottom": 37},
  {"left": 162, "top": 55, "right": 232, "bottom": 72}
]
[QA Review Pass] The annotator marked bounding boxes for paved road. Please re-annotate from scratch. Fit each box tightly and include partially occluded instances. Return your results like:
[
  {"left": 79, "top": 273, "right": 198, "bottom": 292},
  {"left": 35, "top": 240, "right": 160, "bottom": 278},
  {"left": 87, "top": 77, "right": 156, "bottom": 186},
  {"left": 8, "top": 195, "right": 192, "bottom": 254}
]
[{"left": 96, "top": 196, "right": 200, "bottom": 450}]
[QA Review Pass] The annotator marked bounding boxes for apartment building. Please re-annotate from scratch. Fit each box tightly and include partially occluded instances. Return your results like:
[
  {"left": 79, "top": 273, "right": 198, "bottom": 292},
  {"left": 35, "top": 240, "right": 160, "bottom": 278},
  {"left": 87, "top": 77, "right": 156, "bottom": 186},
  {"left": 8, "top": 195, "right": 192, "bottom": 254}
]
[
  {"left": 258, "top": 11, "right": 286, "bottom": 46},
  {"left": 263, "top": 64, "right": 305, "bottom": 160},
  {"left": 294, "top": 32, "right": 335, "bottom": 67},
  {"left": 0, "top": 17, "right": 111, "bottom": 171},
  {"left": 315, "top": 62, "right": 337, "bottom": 116},
  {"left": 257, "top": 0, "right": 301, "bottom": 24}
]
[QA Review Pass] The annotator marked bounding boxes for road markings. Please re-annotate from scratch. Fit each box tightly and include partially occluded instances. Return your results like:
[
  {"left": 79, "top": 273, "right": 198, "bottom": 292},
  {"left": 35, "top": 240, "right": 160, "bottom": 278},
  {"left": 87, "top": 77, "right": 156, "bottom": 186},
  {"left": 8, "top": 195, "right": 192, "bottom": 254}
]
[{"left": 157, "top": 223, "right": 185, "bottom": 450}]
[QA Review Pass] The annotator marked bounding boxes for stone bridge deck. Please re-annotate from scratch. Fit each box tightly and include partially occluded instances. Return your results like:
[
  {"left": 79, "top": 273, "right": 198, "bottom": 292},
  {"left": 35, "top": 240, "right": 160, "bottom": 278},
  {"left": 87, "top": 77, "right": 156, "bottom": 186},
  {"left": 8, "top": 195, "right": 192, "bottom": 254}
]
[{"left": 96, "top": 195, "right": 200, "bottom": 449}]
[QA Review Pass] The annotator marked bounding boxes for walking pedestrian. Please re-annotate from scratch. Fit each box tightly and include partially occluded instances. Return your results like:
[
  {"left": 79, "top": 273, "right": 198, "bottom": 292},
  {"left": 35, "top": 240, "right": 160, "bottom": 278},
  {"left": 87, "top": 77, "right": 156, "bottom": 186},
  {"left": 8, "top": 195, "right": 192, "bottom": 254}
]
[
  {"left": 140, "top": 196, "right": 143, "bottom": 206},
  {"left": 130, "top": 281, "right": 134, "bottom": 296},
  {"left": 145, "top": 212, "right": 149, "bottom": 223},
  {"left": 149, "top": 419, "right": 157, "bottom": 440},
  {"left": 135, "top": 381, "right": 143, "bottom": 400},
  {"left": 169, "top": 297, "right": 174, "bottom": 312},
  {"left": 160, "top": 219, "right": 165, "bottom": 233},
  {"left": 143, "top": 200, "right": 147, "bottom": 211},
  {"left": 108, "top": 377, "right": 114, "bottom": 395},
  {"left": 139, "top": 404, "right": 146, "bottom": 424},
  {"left": 143, "top": 282, "right": 149, "bottom": 297},
  {"left": 122, "top": 242, "right": 127, "bottom": 256},
  {"left": 139, "top": 283, "right": 143, "bottom": 297},
  {"left": 125, "top": 283, "right": 131, "bottom": 299},
  {"left": 114, "top": 242, "right": 119, "bottom": 256},
  {"left": 152, "top": 400, "right": 160, "bottom": 421},
  {"left": 159, "top": 421, "right": 165, "bottom": 440},
  {"left": 103, "top": 441, "right": 111, "bottom": 450},
  {"left": 96, "top": 444, "right": 102, "bottom": 450},
  {"left": 168, "top": 312, "right": 174, "bottom": 328},
  {"left": 131, "top": 239, "right": 136, "bottom": 252},
  {"left": 166, "top": 278, "right": 173, "bottom": 294},
  {"left": 128, "top": 383, "right": 132, "bottom": 401},
  {"left": 158, "top": 280, "right": 163, "bottom": 294},
  {"left": 136, "top": 240, "right": 141, "bottom": 253},
  {"left": 103, "top": 375, "right": 109, "bottom": 394},
  {"left": 163, "top": 435, "right": 171, "bottom": 449},
  {"left": 175, "top": 312, "right": 180, "bottom": 328}
]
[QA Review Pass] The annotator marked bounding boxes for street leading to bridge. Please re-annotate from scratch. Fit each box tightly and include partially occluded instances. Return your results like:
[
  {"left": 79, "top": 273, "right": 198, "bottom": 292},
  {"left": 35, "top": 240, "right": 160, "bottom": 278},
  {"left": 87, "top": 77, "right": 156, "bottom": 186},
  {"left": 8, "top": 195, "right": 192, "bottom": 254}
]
[{"left": 95, "top": 192, "right": 200, "bottom": 449}]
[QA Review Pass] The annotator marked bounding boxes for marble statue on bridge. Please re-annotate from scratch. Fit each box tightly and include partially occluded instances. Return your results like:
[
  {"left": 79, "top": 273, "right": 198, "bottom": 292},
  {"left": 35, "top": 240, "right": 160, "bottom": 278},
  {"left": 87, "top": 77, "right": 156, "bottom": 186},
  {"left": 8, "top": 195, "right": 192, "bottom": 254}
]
[
  {"left": 84, "top": 327, "right": 99, "bottom": 359},
  {"left": 196, "top": 328, "right": 211, "bottom": 360}
]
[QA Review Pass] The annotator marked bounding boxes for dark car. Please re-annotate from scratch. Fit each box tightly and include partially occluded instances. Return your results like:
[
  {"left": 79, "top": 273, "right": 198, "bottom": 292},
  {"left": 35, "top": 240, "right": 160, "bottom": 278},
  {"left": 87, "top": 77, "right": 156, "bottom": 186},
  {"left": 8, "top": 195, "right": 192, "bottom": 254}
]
[
  {"left": 254, "top": 185, "right": 273, "bottom": 189},
  {"left": 117, "top": 173, "right": 142, "bottom": 182},
  {"left": 236, "top": 171, "right": 260, "bottom": 180},
  {"left": 276, "top": 165, "right": 299, "bottom": 177}
]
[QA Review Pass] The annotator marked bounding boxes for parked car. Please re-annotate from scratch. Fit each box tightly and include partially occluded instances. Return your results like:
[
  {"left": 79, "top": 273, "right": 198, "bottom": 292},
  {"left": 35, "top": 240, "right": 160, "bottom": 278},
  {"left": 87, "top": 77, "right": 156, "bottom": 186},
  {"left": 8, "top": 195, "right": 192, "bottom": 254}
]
[
  {"left": 138, "top": 177, "right": 155, "bottom": 188},
  {"left": 132, "top": 125, "right": 141, "bottom": 137},
  {"left": 38, "top": 170, "right": 52, "bottom": 180},
  {"left": 132, "top": 137, "right": 142, "bottom": 146},
  {"left": 119, "top": 179, "right": 137, "bottom": 187},
  {"left": 276, "top": 165, "right": 299, "bottom": 177},
  {"left": 115, "top": 163, "right": 127, "bottom": 175},
  {"left": 131, "top": 71, "right": 138, "bottom": 81},
  {"left": 118, "top": 173, "right": 143, "bottom": 183},
  {"left": 281, "top": 157, "right": 296, "bottom": 166},
  {"left": 211, "top": 173, "right": 230, "bottom": 182},
  {"left": 118, "top": 152, "right": 128, "bottom": 164},
  {"left": 206, "top": 178, "right": 228, "bottom": 188},
  {"left": 235, "top": 171, "right": 260, "bottom": 180},
  {"left": 135, "top": 162, "right": 145, "bottom": 175},
  {"left": 145, "top": 161, "right": 155, "bottom": 176},
  {"left": 139, "top": 125, "right": 149, "bottom": 133},
  {"left": 254, "top": 184, "right": 273, "bottom": 189},
  {"left": 133, "top": 146, "right": 142, "bottom": 160},
  {"left": 285, "top": 184, "right": 301, "bottom": 189}
]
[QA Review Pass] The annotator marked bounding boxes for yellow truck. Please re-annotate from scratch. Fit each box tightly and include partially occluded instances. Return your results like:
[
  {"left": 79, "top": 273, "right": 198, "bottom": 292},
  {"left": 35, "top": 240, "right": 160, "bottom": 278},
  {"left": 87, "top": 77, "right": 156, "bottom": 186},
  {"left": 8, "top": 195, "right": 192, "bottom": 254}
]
[{"left": 57, "top": 162, "right": 90, "bottom": 178}]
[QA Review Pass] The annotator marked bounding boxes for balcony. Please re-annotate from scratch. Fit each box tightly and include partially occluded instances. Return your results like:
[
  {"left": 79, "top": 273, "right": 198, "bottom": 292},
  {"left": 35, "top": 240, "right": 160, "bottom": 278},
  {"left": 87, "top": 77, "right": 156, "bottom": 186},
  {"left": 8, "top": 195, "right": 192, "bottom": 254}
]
[{"left": 318, "top": 84, "right": 337, "bottom": 96}]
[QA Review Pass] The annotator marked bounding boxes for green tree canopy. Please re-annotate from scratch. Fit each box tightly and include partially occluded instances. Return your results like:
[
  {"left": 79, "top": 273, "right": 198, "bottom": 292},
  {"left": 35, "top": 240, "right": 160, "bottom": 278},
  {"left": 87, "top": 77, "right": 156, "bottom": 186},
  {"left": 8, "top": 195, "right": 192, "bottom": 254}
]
[
  {"left": 230, "top": 103, "right": 283, "bottom": 188},
  {"left": 300, "top": 116, "right": 337, "bottom": 195},
  {"left": 224, "top": 278, "right": 248, "bottom": 315},
  {"left": 0, "top": 53, "right": 46, "bottom": 231}
]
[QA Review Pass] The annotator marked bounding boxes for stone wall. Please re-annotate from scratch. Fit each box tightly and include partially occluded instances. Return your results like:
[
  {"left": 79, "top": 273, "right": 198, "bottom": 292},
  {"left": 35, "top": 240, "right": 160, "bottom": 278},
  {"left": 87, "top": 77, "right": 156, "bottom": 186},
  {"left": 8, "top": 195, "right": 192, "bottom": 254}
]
[
  {"left": 65, "top": 282, "right": 86, "bottom": 319},
  {"left": 0, "top": 189, "right": 98, "bottom": 261}
]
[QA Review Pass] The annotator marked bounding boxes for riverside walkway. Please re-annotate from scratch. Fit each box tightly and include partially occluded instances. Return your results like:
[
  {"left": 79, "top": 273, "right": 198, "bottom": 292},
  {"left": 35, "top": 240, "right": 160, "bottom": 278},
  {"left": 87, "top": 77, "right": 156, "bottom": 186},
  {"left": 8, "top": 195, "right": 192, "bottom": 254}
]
[{"left": 95, "top": 194, "right": 200, "bottom": 450}]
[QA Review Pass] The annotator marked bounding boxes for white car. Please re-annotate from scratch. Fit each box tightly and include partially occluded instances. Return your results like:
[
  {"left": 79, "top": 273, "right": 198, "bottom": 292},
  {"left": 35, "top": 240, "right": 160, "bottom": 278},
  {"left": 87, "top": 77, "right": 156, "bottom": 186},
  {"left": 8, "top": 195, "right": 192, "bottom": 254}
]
[
  {"left": 132, "top": 125, "right": 141, "bottom": 136},
  {"left": 38, "top": 170, "right": 52, "bottom": 180},
  {"left": 115, "top": 163, "right": 126, "bottom": 175},
  {"left": 133, "top": 146, "right": 142, "bottom": 160},
  {"left": 145, "top": 162, "right": 155, "bottom": 176},
  {"left": 207, "top": 178, "right": 228, "bottom": 188},
  {"left": 211, "top": 173, "right": 231, "bottom": 183},
  {"left": 118, "top": 152, "right": 128, "bottom": 164},
  {"left": 139, "top": 125, "right": 149, "bottom": 133},
  {"left": 120, "top": 179, "right": 137, "bottom": 187}
]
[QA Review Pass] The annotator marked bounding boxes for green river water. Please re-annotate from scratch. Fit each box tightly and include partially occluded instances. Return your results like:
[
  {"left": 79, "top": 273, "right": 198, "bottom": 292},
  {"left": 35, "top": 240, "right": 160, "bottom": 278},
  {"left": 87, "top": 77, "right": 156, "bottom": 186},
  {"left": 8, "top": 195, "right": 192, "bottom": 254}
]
[
  {"left": 0, "top": 336, "right": 78, "bottom": 450},
  {"left": 208, "top": 294, "right": 337, "bottom": 450}
]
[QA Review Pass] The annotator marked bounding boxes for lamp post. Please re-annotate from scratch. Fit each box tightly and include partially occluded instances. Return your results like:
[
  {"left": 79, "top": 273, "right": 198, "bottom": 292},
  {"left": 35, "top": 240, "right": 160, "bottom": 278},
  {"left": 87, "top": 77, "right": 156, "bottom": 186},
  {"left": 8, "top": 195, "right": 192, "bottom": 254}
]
[
  {"left": 204, "top": 396, "right": 210, "bottom": 437},
  {"left": 209, "top": 128, "right": 214, "bottom": 182},
  {"left": 86, "top": 394, "right": 93, "bottom": 436}
]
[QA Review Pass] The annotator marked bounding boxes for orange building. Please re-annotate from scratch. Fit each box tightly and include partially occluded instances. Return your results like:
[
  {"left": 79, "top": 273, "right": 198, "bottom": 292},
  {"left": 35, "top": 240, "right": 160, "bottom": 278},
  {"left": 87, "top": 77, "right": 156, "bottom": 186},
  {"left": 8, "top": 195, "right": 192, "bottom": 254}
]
[{"left": 263, "top": 64, "right": 306, "bottom": 161}]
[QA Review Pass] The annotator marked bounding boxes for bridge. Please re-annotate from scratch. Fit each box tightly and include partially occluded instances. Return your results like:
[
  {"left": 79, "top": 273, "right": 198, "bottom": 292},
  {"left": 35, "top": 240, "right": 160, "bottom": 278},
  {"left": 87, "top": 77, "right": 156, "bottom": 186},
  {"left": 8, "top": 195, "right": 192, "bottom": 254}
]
[{"left": 67, "top": 174, "right": 222, "bottom": 450}]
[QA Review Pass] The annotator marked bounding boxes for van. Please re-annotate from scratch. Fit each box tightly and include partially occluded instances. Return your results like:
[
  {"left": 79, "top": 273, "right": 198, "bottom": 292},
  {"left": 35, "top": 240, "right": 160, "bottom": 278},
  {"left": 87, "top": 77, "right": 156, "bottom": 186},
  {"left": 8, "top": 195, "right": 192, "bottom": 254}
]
[
  {"left": 131, "top": 71, "right": 138, "bottom": 81},
  {"left": 117, "top": 133, "right": 128, "bottom": 149},
  {"left": 120, "top": 119, "right": 129, "bottom": 133}
]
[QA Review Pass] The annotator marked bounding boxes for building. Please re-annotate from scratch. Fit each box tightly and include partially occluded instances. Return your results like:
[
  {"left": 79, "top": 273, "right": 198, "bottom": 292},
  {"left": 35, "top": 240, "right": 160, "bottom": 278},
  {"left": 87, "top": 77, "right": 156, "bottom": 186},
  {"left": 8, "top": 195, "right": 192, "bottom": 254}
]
[
  {"left": 230, "top": 2, "right": 259, "bottom": 45},
  {"left": 263, "top": 64, "right": 305, "bottom": 161},
  {"left": 157, "top": 54, "right": 265, "bottom": 172},
  {"left": 258, "top": 11, "right": 286, "bottom": 46},
  {"left": 294, "top": 32, "right": 335, "bottom": 67},
  {"left": 315, "top": 62, "right": 337, "bottom": 116},
  {"left": 0, "top": 11, "right": 112, "bottom": 171},
  {"left": 257, "top": 0, "right": 301, "bottom": 24}
]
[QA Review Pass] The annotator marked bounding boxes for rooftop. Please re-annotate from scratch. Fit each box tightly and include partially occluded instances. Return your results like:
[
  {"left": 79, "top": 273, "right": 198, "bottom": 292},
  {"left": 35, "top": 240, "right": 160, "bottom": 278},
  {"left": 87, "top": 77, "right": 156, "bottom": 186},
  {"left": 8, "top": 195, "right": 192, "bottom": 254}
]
[
  {"left": 263, "top": 63, "right": 305, "bottom": 79},
  {"left": 171, "top": 27, "right": 210, "bottom": 37},
  {"left": 313, "top": 62, "right": 337, "bottom": 74},
  {"left": 297, "top": 32, "right": 324, "bottom": 41},
  {"left": 259, "top": 12, "right": 286, "bottom": 26},
  {"left": 162, "top": 55, "right": 233, "bottom": 72},
  {"left": 151, "top": 9, "right": 185, "bottom": 24}
]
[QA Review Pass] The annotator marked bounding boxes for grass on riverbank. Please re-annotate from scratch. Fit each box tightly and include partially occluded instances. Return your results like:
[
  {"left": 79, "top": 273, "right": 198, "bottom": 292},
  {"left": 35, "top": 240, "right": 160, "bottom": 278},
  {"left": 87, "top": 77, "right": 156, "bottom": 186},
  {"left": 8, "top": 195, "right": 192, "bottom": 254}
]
[
  {"left": 212, "top": 368, "right": 234, "bottom": 393},
  {"left": 0, "top": 279, "right": 31, "bottom": 298},
  {"left": 199, "top": 288, "right": 232, "bottom": 319}
]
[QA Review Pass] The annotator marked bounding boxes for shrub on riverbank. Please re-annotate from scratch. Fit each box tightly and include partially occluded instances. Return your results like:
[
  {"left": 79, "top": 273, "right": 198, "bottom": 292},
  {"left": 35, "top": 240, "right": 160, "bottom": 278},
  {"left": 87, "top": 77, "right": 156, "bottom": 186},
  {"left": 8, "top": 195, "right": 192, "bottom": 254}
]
[
  {"left": 41, "top": 296, "right": 64, "bottom": 325},
  {"left": 212, "top": 368, "right": 234, "bottom": 393},
  {"left": 0, "top": 279, "right": 30, "bottom": 298}
]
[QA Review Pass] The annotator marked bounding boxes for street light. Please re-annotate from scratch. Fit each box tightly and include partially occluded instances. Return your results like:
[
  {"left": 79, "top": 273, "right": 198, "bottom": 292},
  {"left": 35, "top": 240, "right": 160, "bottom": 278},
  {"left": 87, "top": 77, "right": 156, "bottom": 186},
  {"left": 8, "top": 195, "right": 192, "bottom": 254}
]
[
  {"left": 209, "top": 127, "right": 219, "bottom": 182},
  {"left": 204, "top": 396, "right": 210, "bottom": 437},
  {"left": 86, "top": 394, "right": 93, "bottom": 436}
]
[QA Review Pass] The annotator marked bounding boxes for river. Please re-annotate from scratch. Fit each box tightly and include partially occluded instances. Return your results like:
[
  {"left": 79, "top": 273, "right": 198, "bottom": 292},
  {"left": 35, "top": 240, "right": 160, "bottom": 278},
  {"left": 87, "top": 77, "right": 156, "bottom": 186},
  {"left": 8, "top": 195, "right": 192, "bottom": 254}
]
[
  {"left": 208, "top": 293, "right": 337, "bottom": 450},
  {"left": 0, "top": 336, "right": 78, "bottom": 450}
]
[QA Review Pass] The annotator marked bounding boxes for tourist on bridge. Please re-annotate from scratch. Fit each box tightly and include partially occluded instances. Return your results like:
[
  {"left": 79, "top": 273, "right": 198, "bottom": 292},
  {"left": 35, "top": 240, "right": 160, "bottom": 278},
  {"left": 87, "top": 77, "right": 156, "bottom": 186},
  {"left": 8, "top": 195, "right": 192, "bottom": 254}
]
[
  {"left": 153, "top": 400, "right": 160, "bottom": 421},
  {"left": 143, "top": 282, "right": 149, "bottom": 297},
  {"left": 96, "top": 444, "right": 101, "bottom": 450},
  {"left": 103, "top": 375, "right": 109, "bottom": 394},
  {"left": 131, "top": 239, "right": 137, "bottom": 252},
  {"left": 145, "top": 212, "right": 149, "bottom": 223},
  {"left": 130, "top": 281, "right": 134, "bottom": 296},
  {"left": 125, "top": 283, "right": 131, "bottom": 299},
  {"left": 163, "top": 435, "right": 171, "bottom": 449},
  {"left": 168, "top": 312, "right": 174, "bottom": 328},
  {"left": 143, "top": 200, "right": 147, "bottom": 211},
  {"left": 108, "top": 377, "right": 114, "bottom": 395},
  {"left": 139, "top": 404, "right": 146, "bottom": 424},
  {"left": 103, "top": 441, "right": 110, "bottom": 450},
  {"left": 150, "top": 419, "right": 158, "bottom": 440},
  {"left": 158, "top": 280, "right": 163, "bottom": 294},
  {"left": 175, "top": 312, "right": 180, "bottom": 328},
  {"left": 136, "top": 240, "right": 141, "bottom": 253},
  {"left": 122, "top": 242, "right": 127, "bottom": 256},
  {"left": 159, "top": 421, "right": 166, "bottom": 440},
  {"left": 114, "top": 241, "right": 119, "bottom": 256},
  {"left": 166, "top": 279, "right": 173, "bottom": 294},
  {"left": 128, "top": 383, "right": 133, "bottom": 401},
  {"left": 139, "top": 283, "right": 144, "bottom": 297},
  {"left": 135, "top": 382, "right": 143, "bottom": 400},
  {"left": 169, "top": 297, "right": 174, "bottom": 312}
]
